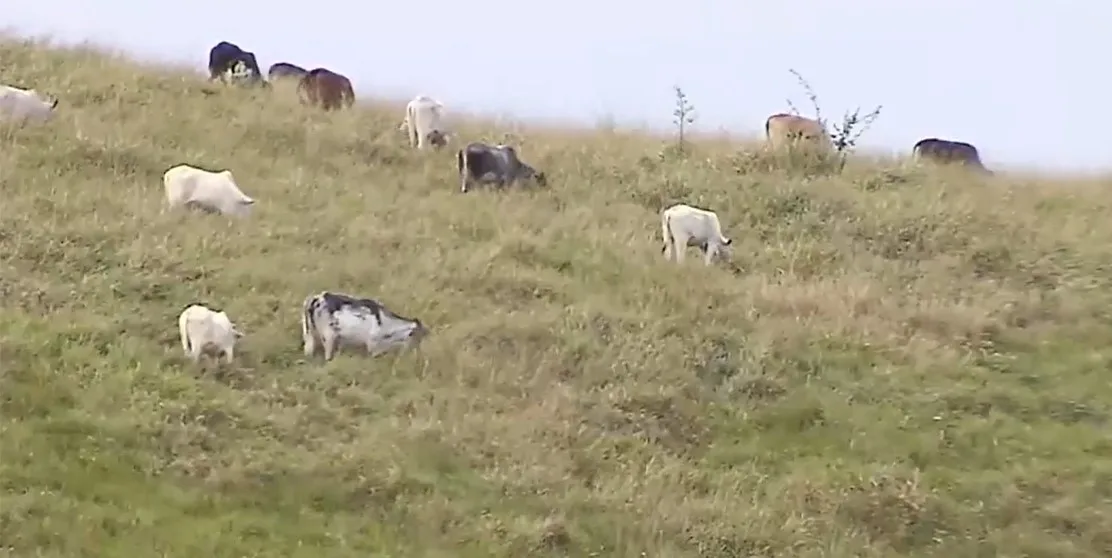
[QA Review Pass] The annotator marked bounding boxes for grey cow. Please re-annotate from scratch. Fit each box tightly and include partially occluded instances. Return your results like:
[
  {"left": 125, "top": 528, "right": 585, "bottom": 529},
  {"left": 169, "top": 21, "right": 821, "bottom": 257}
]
[
  {"left": 912, "top": 138, "right": 993, "bottom": 175},
  {"left": 456, "top": 142, "right": 547, "bottom": 193},
  {"left": 267, "top": 62, "right": 309, "bottom": 82}
]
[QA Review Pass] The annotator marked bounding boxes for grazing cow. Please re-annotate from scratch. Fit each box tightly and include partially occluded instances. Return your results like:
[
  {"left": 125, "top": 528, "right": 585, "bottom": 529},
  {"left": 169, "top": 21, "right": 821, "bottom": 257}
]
[
  {"left": 912, "top": 138, "right": 993, "bottom": 175},
  {"left": 268, "top": 62, "right": 308, "bottom": 82},
  {"left": 301, "top": 291, "right": 428, "bottom": 361},
  {"left": 399, "top": 95, "right": 449, "bottom": 150},
  {"left": 163, "top": 164, "right": 256, "bottom": 217},
  {"left": 457, "top": 142, "right": 547, "bottom": 193},
  {"left": 661, "top": 203, "right": 732, "bottom": 266},
  {"left": 765, "top": 113, "right": 831, "bottom": 150},
  {"left": 297, "top": 68, "right": 355, "bottom": 111},
  {"left": 207, "top": 41, "right": 264, "bottom": 85},
  {"left": 0, "top": 85, "right": 57, "bottom": 124},
  {"left": 178, "top": 304, "right": 243, "bottom": 364}
]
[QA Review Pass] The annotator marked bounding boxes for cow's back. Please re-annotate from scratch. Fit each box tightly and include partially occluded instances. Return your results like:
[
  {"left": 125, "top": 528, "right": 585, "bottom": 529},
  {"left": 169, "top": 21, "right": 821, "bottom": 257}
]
[
  {"left": 913, "top": 138, "right": 983, "bottom": 166},
  {"left": 268, "top": 62, "right": 308, "bottom": 81}
]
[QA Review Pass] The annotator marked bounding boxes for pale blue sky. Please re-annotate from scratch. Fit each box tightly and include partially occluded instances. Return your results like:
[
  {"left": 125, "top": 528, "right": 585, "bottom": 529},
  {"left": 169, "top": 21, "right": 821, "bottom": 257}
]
[{"left": 7, "top": 2, "right": 1105, "bottom": 173}]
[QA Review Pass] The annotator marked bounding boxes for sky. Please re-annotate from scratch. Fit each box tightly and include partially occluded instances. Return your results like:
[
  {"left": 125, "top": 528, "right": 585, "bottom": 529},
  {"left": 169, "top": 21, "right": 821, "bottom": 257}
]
[{"left": 6, "top": 1, "right": 1106, "bottom": 174}]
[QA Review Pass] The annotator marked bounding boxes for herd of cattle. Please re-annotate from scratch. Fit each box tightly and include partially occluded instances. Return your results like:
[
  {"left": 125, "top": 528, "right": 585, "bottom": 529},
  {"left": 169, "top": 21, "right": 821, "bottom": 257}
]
[{"left": 0, "top": 38, "right": 997, "bottom": 365}]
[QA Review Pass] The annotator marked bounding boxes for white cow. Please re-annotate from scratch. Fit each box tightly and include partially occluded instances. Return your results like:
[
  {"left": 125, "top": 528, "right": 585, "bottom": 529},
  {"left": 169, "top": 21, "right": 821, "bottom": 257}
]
[
  {"left": 398, "top": 95, "right": 449, "bottom": 150},
  {"left": 0, "top": 85, "right": 58, "bottom": 125},
  {"left": 302, "top": 291, "right": 428, "bottom": 361},
  {"left": 178, "top": 304, "right": 243, "bottom": 364},
  {"left": 661, "top": 203, "right": 732, "bottom": 265},
  {"left": 163, "top": 164, "right": 255, "bottom": 217}
]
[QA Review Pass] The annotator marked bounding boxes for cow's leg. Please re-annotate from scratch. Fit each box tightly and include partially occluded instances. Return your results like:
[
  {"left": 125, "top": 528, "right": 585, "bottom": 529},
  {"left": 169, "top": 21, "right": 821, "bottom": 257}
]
[
  {"left": 189, "top": 343, "right": 203, "bottom": 363},
  {"left": 303, "top": 328, "right": 318, "bottom": 357},
  {"left": 224, "top": 346, "right": 235, "bottom": 364},
  {"left": 674, "top": 235, "right": 687, "bottom": 263},
  {"left": 321, "top": 328, "right": 339, "bottom": 361},
  {"left": 703, "top": 244, "right": 716, "bottom": 266}
]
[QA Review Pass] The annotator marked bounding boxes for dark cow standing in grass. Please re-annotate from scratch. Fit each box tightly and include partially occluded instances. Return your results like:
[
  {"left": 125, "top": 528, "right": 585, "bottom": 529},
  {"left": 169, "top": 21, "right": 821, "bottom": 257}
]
[
  {"left": 267, "top": 62, "right": 308, "bottom": 82},
  {"left": 297, "top": 68, "right": 355, "bottom": 111},
  {"left": 457, "top": 142, "right": 547, "bottom": 193},
  {"left": 207, "top": 41, "right": 264, "bottom": 86},
  {"left": 912, "top": 138, "right": 993, "bottom": 175}
]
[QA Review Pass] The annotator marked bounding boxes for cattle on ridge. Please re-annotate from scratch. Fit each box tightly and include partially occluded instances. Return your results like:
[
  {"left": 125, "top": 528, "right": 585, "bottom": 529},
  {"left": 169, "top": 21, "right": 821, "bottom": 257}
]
[
  {"left": 207, "top": 41, "right": 265, "bottom": 86},
  {"left": 912, "top": 137, "right": 993, "bottom": 175},
  {"left": 457, "top": 142, "right": 546, "bottom": 193},
  {"left": 765, "top": 113, "right": 831, "bottom": 150},
  {"left": 661, "top": 204, "right": 732, "bottom": 266},
  {"left": 163, "top": 164, "right": 256, "bottom": 217},
  {"left": 298, "top": 68, "right": 355, "bottom": 111},
  {"left": 302, "top": 291, "right": 428, "bottom": 361},
  {"left": 0, "top": 84, "right": 57, "bottom": 124},
  {"left": 400, "top": 95, "right": 449, "bottom": 150}
]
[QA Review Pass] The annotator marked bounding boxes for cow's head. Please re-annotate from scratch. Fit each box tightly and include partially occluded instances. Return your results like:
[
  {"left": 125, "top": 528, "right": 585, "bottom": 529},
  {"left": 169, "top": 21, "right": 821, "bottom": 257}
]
[
  {"left": 426, "top": 130, "right": 449, "bottom": 149},
  {"left": 407, "top": 319, "right": 430, "bottom": 347},
  {"left": 518, "top": 164, "right": 546, "bottom": 187}
]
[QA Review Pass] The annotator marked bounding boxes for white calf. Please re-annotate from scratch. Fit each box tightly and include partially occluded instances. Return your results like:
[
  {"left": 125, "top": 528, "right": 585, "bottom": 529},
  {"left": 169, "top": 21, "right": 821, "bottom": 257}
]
[
  {"left": 661, "top": 203, "right": 732, "bottom": 265},
  {"left": 0, "top": 84, "right": 57, "bottom": 125},
  {"left": 178, "top": 304, "right": 243, "bottom": 364},
  {"left": 399, "top": 95, "right": 449, "bottom": 149},
  {"left": 163, "top": 164, "right": 255, "bottom": 217}
]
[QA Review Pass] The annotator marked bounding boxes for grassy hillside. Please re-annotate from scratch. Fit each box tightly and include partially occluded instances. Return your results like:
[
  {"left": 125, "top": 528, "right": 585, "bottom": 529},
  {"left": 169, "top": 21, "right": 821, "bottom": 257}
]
[{"left": 3, "top": 35, "right": 1112, "bottom": 558}]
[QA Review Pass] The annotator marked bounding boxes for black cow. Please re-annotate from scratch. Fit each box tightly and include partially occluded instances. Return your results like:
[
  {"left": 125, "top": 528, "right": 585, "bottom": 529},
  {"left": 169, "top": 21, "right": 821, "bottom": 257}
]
[
  {"left": 456, "top": 142, "right": 547, "bottom": 193},
  {"left": 267, "top": 62, "right": 308, "bottom": 82},
  {"left": 207, "top": 41, "right": 265, "bottom": 86},
  {"left": 912, "top": 138, "right": 993, "bottom": 175}
]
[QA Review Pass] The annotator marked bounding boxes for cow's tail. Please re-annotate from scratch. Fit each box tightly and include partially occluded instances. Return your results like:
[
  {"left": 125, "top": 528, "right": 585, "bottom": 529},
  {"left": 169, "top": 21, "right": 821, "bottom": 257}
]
[
  {"left": 407, "top": 103, "right": 418, "bottom": 147},
  {"left": 912, "top": 139, "right": 930, "bottom": 160},
  {"left": 765, "top": 115, "right": 773, "bottom": 140},
  {"left": 301, "top": 294, "right": 320, "bottom": 356},
  {"left": 661, "top": 211, "right": 674, "bottom": 256},
  {"left": 714, "top": 216, "right": 731, "bottom": 246},
  {"left": 343, "top": 84, "right": 355, "bottom": 108},
  {"left": 179, "top": 310, "right": 192, "bottom": 354},
  {"left": 457, "top": 147, "right": 467, "bottom": 175}
]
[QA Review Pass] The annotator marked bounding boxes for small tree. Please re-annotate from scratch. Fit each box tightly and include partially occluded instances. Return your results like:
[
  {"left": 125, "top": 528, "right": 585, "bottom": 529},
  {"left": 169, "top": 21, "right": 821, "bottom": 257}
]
[
  {"left": 672, "top": 86, "right": 697, "bottom": 155},
  {"left": 784, "top": 68, "right": 882, "bottom": 172}
]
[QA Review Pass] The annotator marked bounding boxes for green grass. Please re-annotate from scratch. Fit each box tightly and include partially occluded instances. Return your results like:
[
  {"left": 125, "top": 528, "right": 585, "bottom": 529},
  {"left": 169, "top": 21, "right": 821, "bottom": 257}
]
[{"left": 3, "top": 35, "right": 1112, "bottom": 558}]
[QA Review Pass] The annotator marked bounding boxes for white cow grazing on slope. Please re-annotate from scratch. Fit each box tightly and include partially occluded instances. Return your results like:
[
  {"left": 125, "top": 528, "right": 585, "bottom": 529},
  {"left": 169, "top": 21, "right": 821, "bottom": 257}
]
[
  {"left": 0, "top": 84, "right": 58, "bottom": 125},
  {"left": 661, "top": 203, "right": 732, "bottom": 265},
  {"left": 178, "top": 304, "right": 243, "bottom": 364},
  {"left": 163, "top": 164, "right": 255, "bottom": 217},
  {"left": 398, "top": 95, "right": 449, "bottom": 150}
]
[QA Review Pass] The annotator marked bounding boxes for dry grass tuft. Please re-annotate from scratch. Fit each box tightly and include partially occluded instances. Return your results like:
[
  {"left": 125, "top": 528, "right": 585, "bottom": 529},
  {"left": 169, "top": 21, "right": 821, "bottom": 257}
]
[{"left": 3, "top": 35, "right": 1112, "bottom": 558}]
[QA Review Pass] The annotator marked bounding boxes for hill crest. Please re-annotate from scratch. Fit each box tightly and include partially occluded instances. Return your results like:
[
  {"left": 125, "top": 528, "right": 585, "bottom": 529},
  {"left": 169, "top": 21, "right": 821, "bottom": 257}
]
[{"left": 3, "top": 35, "right": 1112, "bottom": 558}]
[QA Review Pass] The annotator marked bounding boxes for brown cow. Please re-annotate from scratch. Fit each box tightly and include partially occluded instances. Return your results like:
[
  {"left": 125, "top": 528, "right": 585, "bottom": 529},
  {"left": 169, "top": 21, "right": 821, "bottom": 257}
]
[
  {"left": 297, "top": 68, "right": 355, "bottom": 111},
  {"left": 764, "top": 113, "right": 831, "bottom": 150},
  {"left": 912, "top": 138, "right": 992, "bottom": 175}
]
